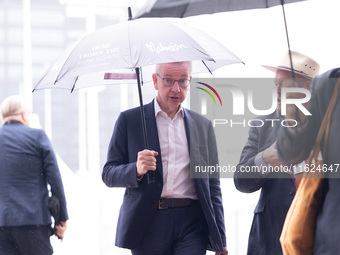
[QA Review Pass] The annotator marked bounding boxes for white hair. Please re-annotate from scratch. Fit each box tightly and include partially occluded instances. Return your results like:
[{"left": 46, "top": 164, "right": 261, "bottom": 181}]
[
  {"left": 1, "top": 95, "right": 26, "bottom": 121},
  {"left": 155, "top": 61, "right": 192, "bottom": 74}
]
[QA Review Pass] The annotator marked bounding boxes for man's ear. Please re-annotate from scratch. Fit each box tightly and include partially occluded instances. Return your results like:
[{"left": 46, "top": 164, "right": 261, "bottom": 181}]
[
  {"left": 152, "top": 73, "right": 159, "bottom": 90},
  {"left": 21, "top": 111, "right": 27, "bottom": 121},
  {"left": 21, "top": 111, "right": 29, "bottom": 125}
]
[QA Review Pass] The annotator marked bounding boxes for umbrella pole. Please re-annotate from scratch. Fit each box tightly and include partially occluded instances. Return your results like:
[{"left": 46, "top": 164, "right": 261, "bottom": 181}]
[
  {"left": 280, "top": 0, "right": 295, "bottom": 79},
  {"left": 136, "top": 67, "right": 149, "bottom": 149},
  {"left": 135, "top": 67, "right": 155, "bottom": 184},
  {"left": 281, "top": 0, "right": 303, "bottom": 124}
]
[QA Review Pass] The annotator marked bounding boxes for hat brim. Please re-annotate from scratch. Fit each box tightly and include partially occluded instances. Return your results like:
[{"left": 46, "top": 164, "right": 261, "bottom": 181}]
[{"left": 262, "top": 65, "right": 312, "bottom": 79}]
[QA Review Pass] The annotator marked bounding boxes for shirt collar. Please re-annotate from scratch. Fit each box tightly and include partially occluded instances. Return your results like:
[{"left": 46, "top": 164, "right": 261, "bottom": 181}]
[
  {"left": 4, "top": 120, "right": 22, "bottom": 125},
  {"left": 154, "top": 98, "right": 184, "bottom": 118}
]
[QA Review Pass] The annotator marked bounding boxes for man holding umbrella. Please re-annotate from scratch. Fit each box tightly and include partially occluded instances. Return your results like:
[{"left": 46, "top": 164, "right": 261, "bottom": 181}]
[{"left": 102, "top": 61, "right": 228, "bottom": 254}]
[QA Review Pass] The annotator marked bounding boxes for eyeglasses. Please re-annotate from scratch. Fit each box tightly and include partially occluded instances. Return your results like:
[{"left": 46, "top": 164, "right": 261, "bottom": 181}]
[{"left": 157, "top": 74, "right": 190, "bottom": 88}]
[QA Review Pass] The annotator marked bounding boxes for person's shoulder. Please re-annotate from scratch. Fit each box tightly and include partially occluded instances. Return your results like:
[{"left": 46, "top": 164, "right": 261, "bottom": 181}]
[
  {"left": 121, "top": 106, "right": 140, "bottom": 116},
  {"left": 312, "top": 67, "right": 340, "bottom": 94},
  {"left": 184, "top": 108, "right": 208, "bottom": 121},
  {"left": 184, "top": 109, "right": 213, "bottom": 128},
  {"left": 15, "top": 125, "right": 49, "bottom": 143},
  {"left": 313, "top": 68, "right": 340, "bottom": 87},
  {"left": 117, "top": 101, "right": 154, "bottom": 125},
  {"left": 26, "top": 125, "right": 48, "bottom": 138},
  {"left": 12, "top": 122, "right": 41, "bottom": 133},
  {"left": 317, "top": 67, "right": 340, "bottom": 79}
]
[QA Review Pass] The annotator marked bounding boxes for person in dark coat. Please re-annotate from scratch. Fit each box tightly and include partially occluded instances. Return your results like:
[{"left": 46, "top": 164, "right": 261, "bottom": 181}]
[
  {"left": 277, "top": 67, "right": 340, "bottom": 255},
  {"left": 102, "top": 61, "right": 228, "bottom": 255},
  {"left": 234, "top": 51, "right": 320, "bottom": 255},
  {"left": 0, "top": 95, "right": 68, "bottom": 255}
]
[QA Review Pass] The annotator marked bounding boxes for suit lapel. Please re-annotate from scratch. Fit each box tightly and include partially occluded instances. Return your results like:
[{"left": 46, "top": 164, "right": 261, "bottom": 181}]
[
  {"left": 183, "top": 109, "right": 207, "bottom": 186},
  {"left": 144, "top": 100, "right": 163, "bottom": 178},
  {"left": 183, "top": 109, "right": 191, "bottom": 153}
]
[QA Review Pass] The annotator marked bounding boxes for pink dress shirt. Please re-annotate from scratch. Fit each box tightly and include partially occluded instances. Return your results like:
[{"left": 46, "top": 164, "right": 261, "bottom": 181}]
[{"left": 154, "top": 99, "right": 197, "bottom": 199}]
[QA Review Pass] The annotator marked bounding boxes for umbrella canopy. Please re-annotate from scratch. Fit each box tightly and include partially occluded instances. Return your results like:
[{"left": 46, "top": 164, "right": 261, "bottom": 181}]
[
  {"left": 136, "top": 0, "right": 307, "bottom": 18},
  {"left": 136, "top": 0, "right": 308, "bottom": 78},
  {"left": 34, "top": 17, "right": 242, "bottom": 92},
  {"left": 33, "top": 15, "right": 242, "bottom": 184}
]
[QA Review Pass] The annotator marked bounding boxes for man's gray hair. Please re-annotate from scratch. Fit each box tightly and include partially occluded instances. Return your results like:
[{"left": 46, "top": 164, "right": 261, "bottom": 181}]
[
  {"left": 155, "top": 61, "right": 192, "bottom": 74},
  {"left": 1, "top": 95, "right": 26, "bottom": 121}
]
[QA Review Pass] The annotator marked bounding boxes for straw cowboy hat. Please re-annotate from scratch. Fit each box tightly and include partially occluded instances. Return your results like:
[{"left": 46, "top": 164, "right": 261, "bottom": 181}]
[{"left": 262, "top": 50, "right": 320, "bottom": 79}]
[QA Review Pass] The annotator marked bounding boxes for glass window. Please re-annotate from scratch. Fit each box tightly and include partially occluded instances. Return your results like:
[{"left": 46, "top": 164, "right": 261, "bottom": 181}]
[
  {"left": 8, "top": 27, "right": 23, "bottom": 44},
  {"left": 0, "top": 28, "right": 4, "bottom": 44},
  {"left": 0, "top": 47, "right": 5, "bottom": 62},
  {"left": 32, "top": 28, "right": 65, "bottom": 46},
  {"left": 0, "top": 9, "right": 4, "bottom": 25},
  {"left": 31, "top": 9, "right": 64, "bottom": 27},
  {"left": 32, "top": 64, "right": 51, "bottom": 85},
  {"left": 8, "top": 64, "right": 23, "bottom": 81},
  {"left": 8, "top": 46, "right": 23, "bottom": 63},
  {"left": 0, "top": 65, "right": 5, "bottom": 81},
  {"left": 8, "top": 9, "right": 23, "bottom": 26},
  {"left": 66, "top": 29, "right": 86, "bottom": 42},
  {"left": 32, "top": 46, "right": 64, "bottom": 64}
]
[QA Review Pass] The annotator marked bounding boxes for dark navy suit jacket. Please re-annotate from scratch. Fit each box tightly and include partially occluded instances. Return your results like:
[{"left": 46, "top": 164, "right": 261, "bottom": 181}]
[
  {"left": 0, "top": 121, "right": 68, "bottom": 227},
  {"left": 102, "top": 100, "right": 226, "bottom": 253},
  {"left": 234, "top": 112, "right": 295, "bottom": 255}
]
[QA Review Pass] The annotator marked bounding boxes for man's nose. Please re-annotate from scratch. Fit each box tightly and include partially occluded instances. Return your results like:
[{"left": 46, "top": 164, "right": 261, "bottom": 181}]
[{"left": 171, "top": 81, "right": 180, "bottom": 92}]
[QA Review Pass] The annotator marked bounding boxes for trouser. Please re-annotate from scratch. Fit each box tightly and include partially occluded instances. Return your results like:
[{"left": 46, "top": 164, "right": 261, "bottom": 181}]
[
  {"left": 0, "top": 225, "right": 53, "bottom": 255},
  {"left": 132, "top": 199, "right": 209, "bottom": 255}
]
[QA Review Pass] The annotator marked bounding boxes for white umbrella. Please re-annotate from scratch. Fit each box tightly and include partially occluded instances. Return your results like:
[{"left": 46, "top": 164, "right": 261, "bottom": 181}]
[
  {"left": 33, "top": 11, "right": 243, "bottom": 183},
  {"left": 34, "top": 16, "right": 242, "bottom": 92}
]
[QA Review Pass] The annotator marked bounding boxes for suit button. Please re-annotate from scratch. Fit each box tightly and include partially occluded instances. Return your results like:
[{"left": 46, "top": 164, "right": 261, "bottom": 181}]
[{"left": 290, "top": 191, "right": 294, "bottom": 195}]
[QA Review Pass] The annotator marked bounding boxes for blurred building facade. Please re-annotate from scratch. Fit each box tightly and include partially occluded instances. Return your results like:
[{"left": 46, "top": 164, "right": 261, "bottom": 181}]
[{"left": 0, "top": 0, "right": 154, "bottom": 174}]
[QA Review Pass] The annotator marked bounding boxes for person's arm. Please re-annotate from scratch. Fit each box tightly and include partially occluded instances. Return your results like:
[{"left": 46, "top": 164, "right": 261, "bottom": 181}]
[
  {"left": 206, "top": 123, "right": 227, "bottom": 252},
  {"left": 102, "top": 112, "right": 158, "bottom": 188},
  {"left": 234, "top": 126, "right": 269, "bottom": 193},
  {"left": 40, "top": 130, "right": 68, "bottom": 222},
  {"left": 102, "top": 112, "right": 140, "bottom": 188},
  {"left": 55, "top": 221, "right": 67, "bottom": 241},
  {"left": 215, "top": 247, "right": 228, "bottom": 255}
]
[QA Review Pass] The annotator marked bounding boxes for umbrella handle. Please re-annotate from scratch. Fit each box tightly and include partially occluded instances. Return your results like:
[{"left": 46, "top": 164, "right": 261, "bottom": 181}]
[{"left": 135, "top": 67, "right": 155, "bottom": 184}]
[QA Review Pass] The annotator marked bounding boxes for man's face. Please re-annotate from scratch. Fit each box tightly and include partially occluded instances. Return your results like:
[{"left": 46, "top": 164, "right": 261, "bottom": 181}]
[
  {"left": 274, "top": 69, "right": 311, "bottom": 116},
  {"left": 153, "top": 62, "right": 191, "bottom": 117}
]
